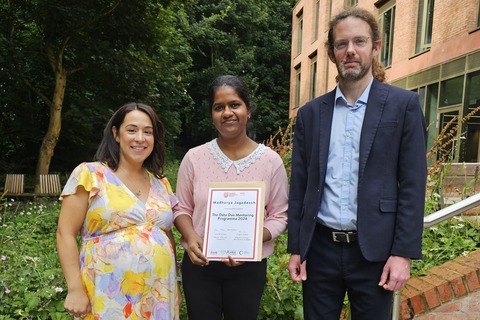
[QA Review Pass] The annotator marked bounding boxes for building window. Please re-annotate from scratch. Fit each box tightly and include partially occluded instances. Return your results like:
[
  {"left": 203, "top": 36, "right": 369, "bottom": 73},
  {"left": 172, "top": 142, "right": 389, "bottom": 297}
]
[
  {"left": 310, "top": 54, "right": 317, "bottom": 100},
  {"left": 415, "top": 0, "right": 435, "bottom": 53},
  {"left": 438, "top": 111, "right": 460, "bottom": 161},
  {"left": 440, "top": 76, "right": 463, "bottom": 107},
  {"left": 468, "top": 71, "right": 480, "bottom": 110},
  {"left": 295, "top": 66, "right": 301, "bottom": 108},
  {"left": 380, "top": 5, "right": 395, "bottom": 67},
  {"left": 414, "top": 83, "right": 439, "bottom": 155},
  {"left": 464, "top": 71, "right": 480, "bottom": 162},
  {"left": 345, "top": 0, "right": 358, "bottom": 7},
  {"left": 297, "top": 11, "right": 303, "bottom": 55},
  {"left": 314, "top": 0, "right": 320, "bottom": 41},
  {"left": 478, "top": 1, "right": 480, "bottom": 28}
]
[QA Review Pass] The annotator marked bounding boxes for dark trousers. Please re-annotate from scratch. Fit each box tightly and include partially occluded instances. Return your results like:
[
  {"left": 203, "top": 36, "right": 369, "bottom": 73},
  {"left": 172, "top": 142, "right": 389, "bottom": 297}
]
[
  {"left": 302, "top": 223, "right": 393, "bottom": 320},
  {"left": 181, "top": 254, "right": 267, "bottom": 320}
]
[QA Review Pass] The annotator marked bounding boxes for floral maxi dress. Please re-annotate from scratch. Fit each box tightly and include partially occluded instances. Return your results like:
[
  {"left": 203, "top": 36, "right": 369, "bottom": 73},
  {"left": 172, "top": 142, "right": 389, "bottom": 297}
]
[{"left": 61, "top": 162, "right": 179, "bottom": 319}]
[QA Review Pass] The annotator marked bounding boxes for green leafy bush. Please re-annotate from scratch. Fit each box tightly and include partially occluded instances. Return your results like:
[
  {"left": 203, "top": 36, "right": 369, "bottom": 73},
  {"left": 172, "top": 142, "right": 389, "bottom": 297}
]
[
  {"left": 412, "top": 216, "right": 480, "bottom": 276},
  {"left": 0, "top": 195, "right": 479, "bottom": 319},
  {"left": 259, "top": 233, "right": 304, "bottom": 319},
  {"left": 0, "top": 199, "right": 69, "bottom": 320}
]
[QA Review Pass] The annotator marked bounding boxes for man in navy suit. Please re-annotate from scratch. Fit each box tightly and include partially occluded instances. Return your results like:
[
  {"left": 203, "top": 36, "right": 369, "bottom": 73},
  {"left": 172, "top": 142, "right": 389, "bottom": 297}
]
[{"left": 287, "top": 8, "right": 427, "bottom": 320}]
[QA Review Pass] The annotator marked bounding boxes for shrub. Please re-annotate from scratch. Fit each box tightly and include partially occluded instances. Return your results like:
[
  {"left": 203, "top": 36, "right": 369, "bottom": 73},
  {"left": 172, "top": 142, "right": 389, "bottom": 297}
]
[{"left": 0, "top": 199, "right": 68, "bottom": 320}]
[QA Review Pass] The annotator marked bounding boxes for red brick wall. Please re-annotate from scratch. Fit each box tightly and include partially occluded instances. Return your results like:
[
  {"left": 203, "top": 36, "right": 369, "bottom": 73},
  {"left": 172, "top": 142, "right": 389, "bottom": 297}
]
[{"left": 399, "top": 249, "right": 480, "bottom": 319}]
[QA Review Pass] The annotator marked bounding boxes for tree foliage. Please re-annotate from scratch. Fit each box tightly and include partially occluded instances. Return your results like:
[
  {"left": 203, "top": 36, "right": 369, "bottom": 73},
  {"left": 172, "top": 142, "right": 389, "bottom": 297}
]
[
  {"left": 0, "top": 0, "right": 294, "bottom": 177},
  {"left": 178, "top": 0, "right": 295, "bottom": 153},
  {"left": 1, "top": 0, "right": 192, "bottom": 176}
]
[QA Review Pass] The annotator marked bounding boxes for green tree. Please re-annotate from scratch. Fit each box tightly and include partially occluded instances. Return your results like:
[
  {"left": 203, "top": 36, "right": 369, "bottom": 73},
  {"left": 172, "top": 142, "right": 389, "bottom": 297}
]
[
  {"left": 0, "top": 0, "right": 191, "bottom": 180},
  {"left": 178, "top": 0, "right": 294, "bottom": 153}
]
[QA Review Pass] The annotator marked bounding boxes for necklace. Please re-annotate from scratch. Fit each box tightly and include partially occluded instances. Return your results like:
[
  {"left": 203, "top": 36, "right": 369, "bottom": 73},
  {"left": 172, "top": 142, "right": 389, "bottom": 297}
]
[
  {"left": 134, "top": 187, "right": 142, "bottom": 197},
  {"left": 117, "top": 167, "right": 146, "bottom": 197}
]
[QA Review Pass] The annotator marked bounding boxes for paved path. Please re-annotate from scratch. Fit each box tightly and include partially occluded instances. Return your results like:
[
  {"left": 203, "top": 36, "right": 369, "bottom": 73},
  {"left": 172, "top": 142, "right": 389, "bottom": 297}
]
[{"left": 414, "top": 290, "right": 480, "bottom": 319}]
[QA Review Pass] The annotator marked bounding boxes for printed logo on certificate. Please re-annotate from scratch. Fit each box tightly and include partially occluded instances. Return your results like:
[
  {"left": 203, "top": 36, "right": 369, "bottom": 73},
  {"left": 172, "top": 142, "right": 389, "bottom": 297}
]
[{"left": 203, "top": 181, "right": 265, "bottom": 261}]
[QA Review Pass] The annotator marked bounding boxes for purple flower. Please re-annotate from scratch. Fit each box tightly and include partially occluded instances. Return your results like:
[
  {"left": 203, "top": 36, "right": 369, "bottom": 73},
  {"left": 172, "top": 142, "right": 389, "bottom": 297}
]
[
  {"left": 5, "top": 288, "right": 10, "bottom": 294},
  {"left": 1, "top": 256, "right": 6, "bottom": 261}
]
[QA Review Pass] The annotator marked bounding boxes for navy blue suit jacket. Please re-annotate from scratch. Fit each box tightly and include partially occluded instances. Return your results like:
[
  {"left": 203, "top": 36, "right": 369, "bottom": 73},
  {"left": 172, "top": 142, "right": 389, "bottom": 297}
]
[{"left": 287, "top": 79, "right": 427, "bottom": 262}]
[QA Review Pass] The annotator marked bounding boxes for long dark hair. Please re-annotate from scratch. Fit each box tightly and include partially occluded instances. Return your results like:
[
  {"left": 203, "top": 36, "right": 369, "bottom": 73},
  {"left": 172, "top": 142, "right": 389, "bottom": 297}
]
[{"left": 94, "top": 102, "right": 166, "bottom": 178}]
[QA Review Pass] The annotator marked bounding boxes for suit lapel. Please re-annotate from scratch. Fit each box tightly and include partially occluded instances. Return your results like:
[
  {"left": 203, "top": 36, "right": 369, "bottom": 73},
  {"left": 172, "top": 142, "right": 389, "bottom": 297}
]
[
  {"left": 359, "top": 80, "right": 388, "bottom": 181},
  {"left": 318, "top": 91, "right": 335, "bottom": 182}
]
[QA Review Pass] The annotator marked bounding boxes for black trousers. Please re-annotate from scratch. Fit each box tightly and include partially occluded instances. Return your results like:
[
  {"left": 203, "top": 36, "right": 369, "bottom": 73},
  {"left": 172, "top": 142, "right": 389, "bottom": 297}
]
[
  {"left": 181, "top": 254, "right": 267, "bottom": 320},
  {"left": 302, "top": 223, "right": 393, "bottom": 320}
]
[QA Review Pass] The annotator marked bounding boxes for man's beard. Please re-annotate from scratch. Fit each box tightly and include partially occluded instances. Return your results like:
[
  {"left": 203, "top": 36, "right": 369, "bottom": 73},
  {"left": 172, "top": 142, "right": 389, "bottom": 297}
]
[{"left": 337, "top": 60, "right": 371, "bottom": 81}]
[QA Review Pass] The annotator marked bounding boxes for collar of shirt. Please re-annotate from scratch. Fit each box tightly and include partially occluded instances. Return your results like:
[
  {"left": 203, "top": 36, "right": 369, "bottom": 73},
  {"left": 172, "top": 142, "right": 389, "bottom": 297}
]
[{"left": 334, "top": 77, "right": 374, "bottom": 109}]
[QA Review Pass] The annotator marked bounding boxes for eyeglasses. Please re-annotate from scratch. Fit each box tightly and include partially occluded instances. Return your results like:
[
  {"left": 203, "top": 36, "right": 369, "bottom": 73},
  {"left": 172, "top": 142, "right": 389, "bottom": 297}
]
[{"left": 333, "top": 36, "right": 370, "bottom": 51}]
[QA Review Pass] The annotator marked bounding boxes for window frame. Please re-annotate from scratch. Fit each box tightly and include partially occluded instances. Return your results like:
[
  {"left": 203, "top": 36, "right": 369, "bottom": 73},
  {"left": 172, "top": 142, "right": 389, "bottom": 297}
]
[
  {"left": 309, "top": 54, "right": 318, "bottom": 100},
  {"left": 477, "top": 0, "right": 480, "bottom": 28},
  {"left": 314, "top": 0, "right": 320, "bottom": 41},
  {"left": 415, "top": 0, "right": 435, "bottom": 53},
  {"left": 295, "top": 66, "right": 302, "bottom": 108},
  {"left": 439, "top": 75, "right": 464, "bottom": 108},
  {"left": 379, "top": 2, "right": 396, "bottom": 67},
  {"left": 296, "top": 11, "right": 303, "bottom": 55}
]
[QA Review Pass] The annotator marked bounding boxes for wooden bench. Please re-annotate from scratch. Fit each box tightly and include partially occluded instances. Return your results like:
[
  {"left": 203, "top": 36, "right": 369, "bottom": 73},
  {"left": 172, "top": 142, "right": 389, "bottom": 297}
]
[
  {"left": 3, "top": 174, "right": 25, "bottom": 195},
  {"left": 38, "top": 174, "right": 62, "bottom": 196},
  {"left": 2, "top": 173, "right": 61, "bottom": 197}
]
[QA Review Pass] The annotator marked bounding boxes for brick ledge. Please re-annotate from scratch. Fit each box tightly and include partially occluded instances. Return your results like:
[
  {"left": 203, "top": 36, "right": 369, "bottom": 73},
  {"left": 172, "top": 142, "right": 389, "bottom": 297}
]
[{"left": 399, "top": 249, "right": 480, "bottom": 319}]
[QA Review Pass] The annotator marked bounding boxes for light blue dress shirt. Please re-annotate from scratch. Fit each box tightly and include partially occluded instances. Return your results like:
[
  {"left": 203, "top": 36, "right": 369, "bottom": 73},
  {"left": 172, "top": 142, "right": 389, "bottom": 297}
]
[{"left": 317, "top": 78, "right": 373, "bottom": 231}]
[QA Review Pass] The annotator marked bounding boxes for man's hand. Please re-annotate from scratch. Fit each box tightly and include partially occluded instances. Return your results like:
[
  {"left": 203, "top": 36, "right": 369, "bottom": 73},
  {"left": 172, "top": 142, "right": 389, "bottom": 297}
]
[
  {"left": 378, "top": 255, "right": 411, "bottom": 291},
  {"left": 288, "top": 254, "right": 307, "bottom": 282}
]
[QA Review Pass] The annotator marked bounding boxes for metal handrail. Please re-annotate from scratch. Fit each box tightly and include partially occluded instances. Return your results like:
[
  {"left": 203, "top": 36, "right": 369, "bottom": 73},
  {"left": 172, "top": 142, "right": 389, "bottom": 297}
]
[{"left": 391, "top": 192, "right": 480, "bottom": 320}]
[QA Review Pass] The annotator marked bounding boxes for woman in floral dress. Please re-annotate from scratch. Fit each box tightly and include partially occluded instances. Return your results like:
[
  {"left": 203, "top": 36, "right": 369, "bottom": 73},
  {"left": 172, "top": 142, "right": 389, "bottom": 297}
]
[{"left": 56, "top": 103, "right": 179, "bottom": 319}]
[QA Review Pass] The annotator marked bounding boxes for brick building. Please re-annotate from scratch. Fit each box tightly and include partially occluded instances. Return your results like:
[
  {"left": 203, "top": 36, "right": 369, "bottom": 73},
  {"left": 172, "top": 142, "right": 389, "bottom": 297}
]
[{"left": 290, "top": 0, "right": 480, "bottom": 163}]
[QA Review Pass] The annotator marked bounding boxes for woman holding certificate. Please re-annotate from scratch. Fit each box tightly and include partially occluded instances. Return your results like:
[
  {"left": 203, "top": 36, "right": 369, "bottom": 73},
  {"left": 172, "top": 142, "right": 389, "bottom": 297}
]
[{"left": 174, "top": 75, "right": 288, "bottom": 320}]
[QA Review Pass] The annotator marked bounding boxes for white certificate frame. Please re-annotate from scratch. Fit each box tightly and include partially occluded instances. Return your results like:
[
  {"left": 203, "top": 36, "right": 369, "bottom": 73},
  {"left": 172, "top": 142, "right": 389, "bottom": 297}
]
[{"left": 203, "top": 181, "right": 265, "bottom": 261}]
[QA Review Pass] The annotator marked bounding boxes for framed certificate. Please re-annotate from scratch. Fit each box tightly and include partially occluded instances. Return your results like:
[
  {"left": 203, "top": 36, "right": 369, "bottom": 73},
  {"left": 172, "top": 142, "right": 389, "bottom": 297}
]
[{"left": 203, "top": 181, "right": 265, "bottom": 261}]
